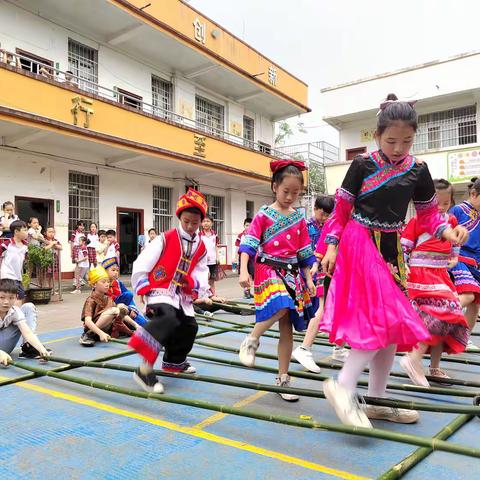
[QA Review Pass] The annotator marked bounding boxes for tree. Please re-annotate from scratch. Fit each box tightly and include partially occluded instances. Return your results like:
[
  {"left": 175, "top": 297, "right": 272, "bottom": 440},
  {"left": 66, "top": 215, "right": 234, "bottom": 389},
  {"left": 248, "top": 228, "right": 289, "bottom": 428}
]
[
  {"left": 274, "top": 121, "right": 293, "bottom": 146},
  {"left": 307, "top": 161, "right": 326, "bottom": 195}
]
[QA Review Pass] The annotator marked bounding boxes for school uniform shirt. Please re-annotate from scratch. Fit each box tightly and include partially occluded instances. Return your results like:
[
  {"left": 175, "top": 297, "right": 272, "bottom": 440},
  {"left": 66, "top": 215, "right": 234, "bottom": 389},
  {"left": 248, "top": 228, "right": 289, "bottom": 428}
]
[
  {"left": 70, "top": 230, "right": 86, "bottom": 246},
  {"left": 76, "top": 247, "right": 90, "bottom": 268},
  {"left": 106, "top": 241, "right": 120, "bottom": 260},
  {"left": 0, "top": 214, "right": 19, "bottom": 239},
  {"left": 87, "top": 233, "right": 99, "bottom": 249},
  {"left": 0, "top": 239, "right": 28, "bottom": 281},
  {"left": 200, "top": 231, "right": 218, "bottom": 265},
  {"left": 0, "top": 305, "right": 26, "bottom": 329},
  {"left": 95, "top": 241, "right": 109, "bottom": 263},
  {"left": 132, "top": 225, "right": 209, "bottom": 316}
]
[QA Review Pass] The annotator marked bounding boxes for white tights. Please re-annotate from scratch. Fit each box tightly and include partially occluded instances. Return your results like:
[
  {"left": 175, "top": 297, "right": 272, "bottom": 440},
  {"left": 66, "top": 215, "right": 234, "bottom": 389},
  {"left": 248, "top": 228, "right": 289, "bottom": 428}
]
[{"left": 337, "top": 344, "right": 396, "bottom": 398}]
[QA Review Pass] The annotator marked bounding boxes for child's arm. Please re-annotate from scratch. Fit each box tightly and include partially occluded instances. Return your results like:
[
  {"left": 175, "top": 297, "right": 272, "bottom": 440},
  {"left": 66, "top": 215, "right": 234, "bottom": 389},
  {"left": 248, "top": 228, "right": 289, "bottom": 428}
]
[
  {"left": 0, "top": 349, "right": 12, "bottom": 366},
  {"left": 16, "top": 322, "right": 50, "bottom": 358},
  {"left": 84, "top": 316, "right": 110, "bottom": 342}
]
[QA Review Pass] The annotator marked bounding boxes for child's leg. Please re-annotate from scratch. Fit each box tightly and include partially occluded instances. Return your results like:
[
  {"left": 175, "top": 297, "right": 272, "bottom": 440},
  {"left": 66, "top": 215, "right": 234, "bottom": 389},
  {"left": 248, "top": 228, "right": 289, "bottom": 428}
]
[
  {"left": 74, "top": 266, "right": 81, "bottom": 289},
  {"left": 302, "top": 298, "right": 324, "bottom": 349},
  {"left": 337, "top": 348, "right": 377, "bottom": 393},
  {"left": 95, "top": 307, "right": 120, "bottom": 331},
  {"left": 0, "top": 324, "right": 22, "bottom": 355},
  {"left": 465, "top": 302, "right": 479, "bottom": 330},
  {"left": 367, "top": 344, "right": 396, "bottom": 398},
  {"left": 430, "top": 343, "right": 443, "bottom": 370},
  {"left": 20, "top": 303, "right": 38, "bottom": 333},
  {"left": 400, "top": 342, "right": 429, "bottom": 387},
  {"left": 250, "top": 309, "right": 287, "bottom": 339},
  {"left": 278, "top": 313, "right": 293, "bottom": 375}
]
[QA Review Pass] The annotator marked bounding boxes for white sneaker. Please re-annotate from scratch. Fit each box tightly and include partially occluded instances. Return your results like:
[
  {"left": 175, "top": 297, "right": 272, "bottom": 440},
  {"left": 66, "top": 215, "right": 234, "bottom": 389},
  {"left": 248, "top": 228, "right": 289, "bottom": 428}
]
[
  {"left": 332, "top": 346, "right": 350, "bottom": 362},
  {"left": 70, "top": 289, "right": 81, "bottom": 294},
  {"left": 239, "top": 335, "right": 259, "bottom": 367},
  {"left": 400, "top": 355, "right": 430, "bottom": 387},
  {"left": 323, "top": 378, "right": 372, "bottom": 428},
  {"left": 364, "top": 405, "right": 419, "bottom": 424},
  {"left": 466, "top": 339, "right": 480, "bottom": 353},
  {"left": 276, "top": 374, "right": 299, "bottom": 402},
  {"left": 292, "top": 346, "right": 321, "bottom": 373}
]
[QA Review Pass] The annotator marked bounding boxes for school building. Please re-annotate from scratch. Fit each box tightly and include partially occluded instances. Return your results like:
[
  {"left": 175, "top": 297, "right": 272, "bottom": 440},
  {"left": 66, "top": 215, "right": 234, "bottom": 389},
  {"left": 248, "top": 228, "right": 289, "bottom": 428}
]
[
  {"left": 320, "top": 51, "right": 480, "bottom": 205},
  {"left": 0, "top": 0, "right": 310, "bottom": 276}
]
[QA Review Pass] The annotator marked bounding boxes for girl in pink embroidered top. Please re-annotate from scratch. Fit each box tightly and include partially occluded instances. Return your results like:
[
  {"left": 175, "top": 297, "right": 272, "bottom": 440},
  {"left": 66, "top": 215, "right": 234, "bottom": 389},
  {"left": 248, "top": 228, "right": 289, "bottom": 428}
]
[
  {"left": 238, "top": 159, "right": 316, "bottom": 401},
  {"left": 320, "top": 94, "right": 468, "bottom": 429},
  {"left": 400, "top": 179, "right": 469, "bottom": 387}
]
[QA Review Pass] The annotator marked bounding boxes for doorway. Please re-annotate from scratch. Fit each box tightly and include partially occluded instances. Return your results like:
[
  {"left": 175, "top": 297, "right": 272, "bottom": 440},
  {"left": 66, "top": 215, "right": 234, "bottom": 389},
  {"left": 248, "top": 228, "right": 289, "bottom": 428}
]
[
  {"left": 117, "top": 208, "right": 144, "bottom": 275},
  {"left": 15, "top": 196, "right": 54, "bottom": 229}
]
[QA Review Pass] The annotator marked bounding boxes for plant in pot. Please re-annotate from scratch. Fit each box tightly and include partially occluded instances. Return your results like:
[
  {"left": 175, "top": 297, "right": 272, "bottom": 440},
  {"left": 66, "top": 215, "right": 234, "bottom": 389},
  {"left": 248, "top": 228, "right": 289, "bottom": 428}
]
[{"left": 27, "top": 244, "right": 54, "bottom": 304}]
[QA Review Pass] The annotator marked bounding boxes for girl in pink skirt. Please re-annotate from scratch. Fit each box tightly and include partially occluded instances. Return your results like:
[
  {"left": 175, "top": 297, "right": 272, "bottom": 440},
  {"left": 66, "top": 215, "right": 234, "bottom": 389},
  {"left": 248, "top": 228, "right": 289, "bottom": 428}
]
[{"left": 321, "top": 94, "right": 468, "bottom": 428}]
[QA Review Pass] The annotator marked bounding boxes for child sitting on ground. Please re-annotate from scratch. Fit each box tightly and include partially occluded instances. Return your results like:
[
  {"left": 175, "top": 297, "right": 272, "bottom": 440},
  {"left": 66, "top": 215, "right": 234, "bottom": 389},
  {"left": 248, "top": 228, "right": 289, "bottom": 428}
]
[
  {"left": 102, "top": 256, "right": 146, "bottom": 328},
  {"left": 0, "top": 279, "right": 50, "bottom": 363},
  {"left": 79, "top": 266, "right": 130, "bottom": 347}
]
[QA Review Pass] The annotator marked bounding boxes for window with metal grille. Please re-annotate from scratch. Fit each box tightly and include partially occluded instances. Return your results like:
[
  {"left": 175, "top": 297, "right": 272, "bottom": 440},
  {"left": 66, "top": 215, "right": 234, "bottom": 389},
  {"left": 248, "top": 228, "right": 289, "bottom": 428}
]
[
  {"left": 246, "top": 200, "right": 255, "bottom": 219},
  {"left": 413, "top": 105, "right": 477, "bottom": 152},
  {"left": 117, "top": 87, "right": 143, "bottom": 110},
  {"left": 68, "top": 39, "right": 98, "bottom": 93},
  {"left": 243, "top": 116, "right": 254, "bottom": 148},
  {"left": 258, "top": 141, "right": 271, "bottom": 155},
  {"left": 68, "top": 171, "right": 99, "bottom": 235},
  {"left": 153, "top": 186, "right": 173, "bottom": 233},
  {"left": 15, "top": 49, "right": 54, "bottom": 75},
  {"left": 152, "top": 75, "right": 173, "bottom": 119},
  {"left": 195, "top": 96, "right": 224, "bottom": 137},
  {"left": 205, "top": 194, "right": 225, "bottom": 242}
]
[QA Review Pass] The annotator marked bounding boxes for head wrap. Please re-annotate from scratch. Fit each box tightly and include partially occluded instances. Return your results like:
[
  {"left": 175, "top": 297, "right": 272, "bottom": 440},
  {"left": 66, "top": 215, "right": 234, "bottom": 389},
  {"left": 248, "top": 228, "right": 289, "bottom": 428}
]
[
  {"left": 176, "top": 187, "right": 208, "bottom": 219},
  {"left": 270, "top": 159, "right": 307, "bottom": 174},
  {"left": 102, "top": 257, "right": 119, "bottom": 270},
  {"left": 88, "top": 266, "right": 109, "bottom": 287}
]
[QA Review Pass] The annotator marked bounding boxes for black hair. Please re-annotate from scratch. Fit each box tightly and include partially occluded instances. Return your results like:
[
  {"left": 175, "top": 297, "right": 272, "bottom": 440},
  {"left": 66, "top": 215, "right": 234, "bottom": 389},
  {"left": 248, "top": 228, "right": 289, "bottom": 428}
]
[
  {"left": 89, "top": 222, "right": 98, "bottom": 229},
  {"left": 314, "top": 195, "right": 335, "bottom": 214},
  {"left": 271, "top": 165, "right": 304, "bottom": 191},
  {"left": 244, "top": 217, "right": 253, "bottom": 225},
  {"left": 468, "top": 177, "right": 480, "bottom": 195},
  {"left": 2, "top": 201, "right": 13, "bottom": 210},
  {"left": 148, "top": 228, "right": 157, "bottom": 234},
  {"left": 179, "top": 207, "right": 204, "bottom": 220},
  {"left": 376, "top": 93, "right": 418, "bottom": 136},
  {"left": 105, "top": 229, "right": 116, "bottom": 236},
  {"left": 98, "top": 229, "right": 106, "bottom": 236},
  {"left": 10, "top": 220, "right": 27, "bottom": 233},
  {"left": 28, "top": 217, "right": 39, "bottom": 225},
  {"left": 0, "top": 278, "right": 19, "bottom": 295},
  {"left": 203, "top": 215, "right": 214, "bottom": 222},
  {"left": 79, "top": 235, "right": 87, "bottom": 243},
  {"left": 76, "top": 221, "right": 85, "bottom": 228},
  {"left": 434, "top": 178, "right": 454, "bottom": 206}
]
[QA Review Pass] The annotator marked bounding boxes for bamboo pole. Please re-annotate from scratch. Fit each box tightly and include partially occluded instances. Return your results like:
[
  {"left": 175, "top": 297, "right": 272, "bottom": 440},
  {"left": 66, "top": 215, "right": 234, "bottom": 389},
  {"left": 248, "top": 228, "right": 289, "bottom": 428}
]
[
  {"left": 378, "top": 414, "right": 474, "bottom": 479},
  {"left": 9, "top": 360, "right": 480, "bottom": 459},
  {"left": 45, "top": 355, "right": 480, "bottom": 415}
]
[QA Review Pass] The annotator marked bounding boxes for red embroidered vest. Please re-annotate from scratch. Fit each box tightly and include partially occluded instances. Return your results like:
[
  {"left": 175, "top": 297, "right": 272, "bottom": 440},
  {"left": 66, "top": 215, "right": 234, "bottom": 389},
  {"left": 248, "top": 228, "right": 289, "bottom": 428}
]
[{"left": 148, "top": 229, "right": 206, "bottom": 294}]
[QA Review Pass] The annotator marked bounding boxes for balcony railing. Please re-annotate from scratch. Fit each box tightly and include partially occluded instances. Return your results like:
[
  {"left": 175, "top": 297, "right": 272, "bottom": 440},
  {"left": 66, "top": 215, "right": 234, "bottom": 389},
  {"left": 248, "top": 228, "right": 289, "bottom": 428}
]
[
  {"left": 412, "top": 114, "right": 478, "bottom": 153},
  {"left": 0, "top": 49, "right": 294, "bottom": 161}
]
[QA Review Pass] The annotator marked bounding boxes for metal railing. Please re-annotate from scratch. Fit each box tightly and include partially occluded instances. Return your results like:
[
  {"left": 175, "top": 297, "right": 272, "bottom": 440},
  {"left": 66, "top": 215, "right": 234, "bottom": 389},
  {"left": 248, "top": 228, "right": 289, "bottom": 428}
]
[{"left": 1, "top": 49, "right": 295, "bottom": 161}]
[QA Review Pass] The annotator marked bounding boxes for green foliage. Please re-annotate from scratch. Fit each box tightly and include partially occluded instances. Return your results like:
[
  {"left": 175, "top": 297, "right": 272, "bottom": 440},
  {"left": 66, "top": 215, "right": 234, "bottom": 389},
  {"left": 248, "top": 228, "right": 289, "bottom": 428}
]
[
  {"left": 308, "top": 161, "right": 326, "bottom": 195},
  {"left": 274, "top": 121, "right": 293, "bottom": 146},
  {"left": 22, "top": 273, "right": 31, "bottom": 289},
  {"left": 28, "top": 245, "right": 54, "bottom": 269}
]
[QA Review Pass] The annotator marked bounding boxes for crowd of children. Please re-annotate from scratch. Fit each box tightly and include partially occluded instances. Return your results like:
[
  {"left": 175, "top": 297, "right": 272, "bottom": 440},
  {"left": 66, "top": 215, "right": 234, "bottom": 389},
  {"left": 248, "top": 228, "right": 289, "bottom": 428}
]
[{"left": 2, "top": 94, "right": 480, "bottom": 440}]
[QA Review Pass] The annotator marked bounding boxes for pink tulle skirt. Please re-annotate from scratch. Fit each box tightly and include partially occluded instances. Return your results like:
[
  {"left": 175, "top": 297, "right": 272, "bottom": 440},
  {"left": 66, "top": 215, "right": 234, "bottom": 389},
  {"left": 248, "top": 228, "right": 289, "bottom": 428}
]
[{"left": 320, "top": 219, "right": 430, "bottom": 352}]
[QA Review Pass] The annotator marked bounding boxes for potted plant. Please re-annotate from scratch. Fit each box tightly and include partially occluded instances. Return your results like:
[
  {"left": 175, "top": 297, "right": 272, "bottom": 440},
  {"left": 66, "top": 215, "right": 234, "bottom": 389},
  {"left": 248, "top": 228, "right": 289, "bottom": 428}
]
[{"left": 27, "top": 244, "right": 54, "bottom": 304}]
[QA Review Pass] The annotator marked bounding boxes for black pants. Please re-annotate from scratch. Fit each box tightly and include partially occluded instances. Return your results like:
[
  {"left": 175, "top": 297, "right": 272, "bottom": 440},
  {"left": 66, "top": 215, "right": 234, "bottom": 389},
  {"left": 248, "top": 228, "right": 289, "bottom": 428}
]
[{"left": 145, "top": 304, "right": 198, "bottom": 365}]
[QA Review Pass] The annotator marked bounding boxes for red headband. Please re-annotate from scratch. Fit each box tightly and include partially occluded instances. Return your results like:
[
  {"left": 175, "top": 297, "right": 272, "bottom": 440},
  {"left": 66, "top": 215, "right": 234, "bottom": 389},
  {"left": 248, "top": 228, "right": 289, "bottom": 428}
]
[{"left": 270, "top": 159, "right": 307, "bottom": 174}]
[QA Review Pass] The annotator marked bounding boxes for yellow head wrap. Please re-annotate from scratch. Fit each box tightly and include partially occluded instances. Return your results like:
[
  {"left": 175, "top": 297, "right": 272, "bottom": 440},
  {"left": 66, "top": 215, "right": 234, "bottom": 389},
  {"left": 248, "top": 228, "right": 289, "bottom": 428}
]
[{"left": 88, "top": 266, "right": 109, "bottom": 287}]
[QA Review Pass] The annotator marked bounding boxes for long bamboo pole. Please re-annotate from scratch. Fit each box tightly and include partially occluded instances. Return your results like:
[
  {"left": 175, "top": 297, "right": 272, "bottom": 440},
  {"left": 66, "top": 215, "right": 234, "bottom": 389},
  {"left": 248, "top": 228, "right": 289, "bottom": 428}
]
[
  {"left": 378, "top": 414, "right": 474, "bottom": 479},
  {"left": 9, "top": 360, "right": 480, "bottom": 459},
  {"left": 45, "top": 355, "right": 480, "bottom": 415}
]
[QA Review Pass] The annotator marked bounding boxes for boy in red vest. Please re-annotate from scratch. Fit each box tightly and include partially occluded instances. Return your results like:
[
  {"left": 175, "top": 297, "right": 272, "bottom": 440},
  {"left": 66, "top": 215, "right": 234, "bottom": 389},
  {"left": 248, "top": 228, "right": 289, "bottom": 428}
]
[{"left": 129, "top": 188, "right": 209, "bottom": 393}]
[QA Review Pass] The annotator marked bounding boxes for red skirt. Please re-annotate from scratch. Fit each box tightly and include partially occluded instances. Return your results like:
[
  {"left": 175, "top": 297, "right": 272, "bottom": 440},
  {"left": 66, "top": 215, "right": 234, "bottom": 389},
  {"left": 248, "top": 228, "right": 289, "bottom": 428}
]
[
  {"left": 407, "top": 266, "right": 469, "bottom": 354},
  {"left": 87, "top": 247, "right": 97, "bottom": 265}
]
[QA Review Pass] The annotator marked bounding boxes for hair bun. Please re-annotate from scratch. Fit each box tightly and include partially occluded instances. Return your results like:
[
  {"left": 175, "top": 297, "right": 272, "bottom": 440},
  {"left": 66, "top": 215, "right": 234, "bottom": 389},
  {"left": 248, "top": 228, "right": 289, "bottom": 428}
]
[{"left": 386, "top": 93, "right": 398, "bottom": 101}]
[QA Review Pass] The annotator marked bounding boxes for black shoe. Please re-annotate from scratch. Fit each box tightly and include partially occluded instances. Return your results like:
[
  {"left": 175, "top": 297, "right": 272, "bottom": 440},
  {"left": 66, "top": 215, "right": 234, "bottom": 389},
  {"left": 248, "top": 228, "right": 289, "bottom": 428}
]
[
  {"left": 133, "top": 367, "right": 164, "bottom": 394},
  {"left": 79, "top": 331, "right": 96, "bottom": 347},
  {"left": 19, "top": 343, "right": 51, "bottom": 359}
]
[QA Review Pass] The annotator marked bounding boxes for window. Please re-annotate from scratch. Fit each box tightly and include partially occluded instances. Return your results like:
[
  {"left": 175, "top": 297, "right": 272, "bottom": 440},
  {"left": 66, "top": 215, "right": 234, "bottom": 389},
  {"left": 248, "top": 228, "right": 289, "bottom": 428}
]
[
  {"left": 16, "top": 49, "right": 53, "bottom": 76},
  {"left": 346, "top": 146, "right": 367, "bottom": 161},
  {"left": 117, "top": 88, "right": 143, "bottom": 110},
  {"left": 246, "top": 200, "right": 255, "bottom": 219},
  {"left": 195, "top": 96, "right": 224, "bottom": 137},
  {"left": 243, "top": 116, "right": 254, "bottom": 148},
  {"left": 68, "top": 171, "right": 99, "bottom": 235},
  {"left": 205, "top": 194, "right": 225, "bottom": 242},
  {"left": 68, "top": 39, "right": 98, "bottom": 92},
  {"left": 152, "top": 75, "right": 173, "bottom": 119},
  {"left": 153, "top": 186, "right": 173, "bottom": 233},
  {"left": 414, "top": 105, "right": 477, "bottom": 152},
  {"left": 258, "top": 142, "right": 271, "bottom": 155}
]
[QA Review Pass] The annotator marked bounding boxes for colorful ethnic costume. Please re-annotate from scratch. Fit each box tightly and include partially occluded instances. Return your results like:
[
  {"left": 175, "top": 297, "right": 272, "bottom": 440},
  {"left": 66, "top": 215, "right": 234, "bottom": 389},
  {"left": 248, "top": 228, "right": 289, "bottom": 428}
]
[
  {"left": 449, "top": 201, "right": 480, "bottom": 302},
  {"left": 321, "top": 150, "right": 449, "bottom": 351},
  {"left": 128, "top": 189, "right": 209, "bottom": 372},
  {"left": 102, "top": 256, "right": 147, "bottom": 327},
  {"left": 238, "top": 205, "right": 316, "bottom": 331},
  {"left": 402, "top": 214, "right": 469, "bottom": 354}
]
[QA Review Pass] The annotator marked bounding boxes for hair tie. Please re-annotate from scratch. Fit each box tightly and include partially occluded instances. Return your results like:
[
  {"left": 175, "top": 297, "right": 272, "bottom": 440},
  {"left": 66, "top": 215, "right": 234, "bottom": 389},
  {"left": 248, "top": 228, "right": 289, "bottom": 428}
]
[
  {"left": 270, "top": 159, "right": 307, "bottom": 174},
  {"left": 376, "top": 99, "right": 417, "bottom": 116}
]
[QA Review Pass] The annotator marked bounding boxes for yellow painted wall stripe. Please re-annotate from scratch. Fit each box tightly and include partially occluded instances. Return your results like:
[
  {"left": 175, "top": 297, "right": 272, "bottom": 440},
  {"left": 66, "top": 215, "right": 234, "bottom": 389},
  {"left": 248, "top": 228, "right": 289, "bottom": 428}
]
[{"left": 0, "top": 377, "right": 370, "bottom": 480}]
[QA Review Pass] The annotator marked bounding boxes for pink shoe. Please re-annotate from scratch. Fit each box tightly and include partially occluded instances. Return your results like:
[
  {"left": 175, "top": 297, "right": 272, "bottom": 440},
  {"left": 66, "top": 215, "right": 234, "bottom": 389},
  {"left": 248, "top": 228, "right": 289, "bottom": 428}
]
[{"left": 400, "top": 355, "right": 430, "bottom": 387}]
